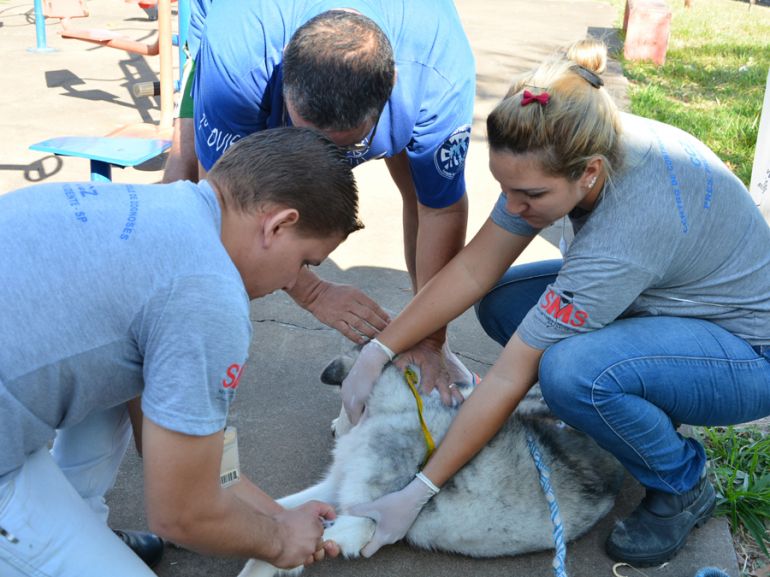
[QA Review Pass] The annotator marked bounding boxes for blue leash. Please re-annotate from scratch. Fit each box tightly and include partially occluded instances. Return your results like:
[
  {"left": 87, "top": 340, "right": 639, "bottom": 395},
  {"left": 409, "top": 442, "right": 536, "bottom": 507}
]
[{"left": 526, "top": 432, "right": 568, "bottom": 577}]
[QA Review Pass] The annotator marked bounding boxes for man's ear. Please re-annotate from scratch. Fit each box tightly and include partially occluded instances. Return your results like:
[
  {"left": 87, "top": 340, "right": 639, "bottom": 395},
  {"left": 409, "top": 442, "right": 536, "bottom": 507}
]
[{"left": 261, "top": 208, "right": 300, "bottom": 247}]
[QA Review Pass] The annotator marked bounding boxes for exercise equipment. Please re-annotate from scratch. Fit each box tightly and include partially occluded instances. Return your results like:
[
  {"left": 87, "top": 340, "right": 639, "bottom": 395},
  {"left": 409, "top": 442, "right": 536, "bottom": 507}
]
[{"left": 29, "top": 0, "right": 189, "bottom": 181}]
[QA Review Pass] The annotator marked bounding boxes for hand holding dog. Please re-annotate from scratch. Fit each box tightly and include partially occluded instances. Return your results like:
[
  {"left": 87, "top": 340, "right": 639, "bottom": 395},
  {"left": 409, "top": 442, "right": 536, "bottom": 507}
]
[
  {"left": 271, "top": 501, "right": 339, "bottom": 568},
  {"left": 349, "top": 474, "right": 439, "bottom": 557},
  {"left": 294, "top": 274, "right": 390, "bottom": 343},
  {"left": 394, "top": 339, "right": 471, "bottom": 406},
  {"left": 341, "top": 340, "right": 392, "bottom": 424}
]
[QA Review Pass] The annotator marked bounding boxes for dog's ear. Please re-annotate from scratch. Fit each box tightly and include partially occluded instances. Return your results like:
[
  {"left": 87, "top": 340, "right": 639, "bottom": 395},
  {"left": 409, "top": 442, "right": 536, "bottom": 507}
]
[{"left": 320, "top": 355, "right": 356, "bottom": 386}]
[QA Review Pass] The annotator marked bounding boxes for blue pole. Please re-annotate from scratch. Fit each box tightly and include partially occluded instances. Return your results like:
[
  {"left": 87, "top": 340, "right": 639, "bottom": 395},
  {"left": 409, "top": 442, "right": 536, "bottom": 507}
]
[
  {"left": 29, "top": 0, "right": 56, "bottom": 53},
  {"left": 90, "top": 160, "right": 113, "bottom": 182}
]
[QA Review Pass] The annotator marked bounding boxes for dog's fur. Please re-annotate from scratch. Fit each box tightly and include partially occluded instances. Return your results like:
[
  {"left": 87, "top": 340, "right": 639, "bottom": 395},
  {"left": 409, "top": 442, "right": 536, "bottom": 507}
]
[{"left": 238, "top": 349, "right": 624, "bottom": 577}]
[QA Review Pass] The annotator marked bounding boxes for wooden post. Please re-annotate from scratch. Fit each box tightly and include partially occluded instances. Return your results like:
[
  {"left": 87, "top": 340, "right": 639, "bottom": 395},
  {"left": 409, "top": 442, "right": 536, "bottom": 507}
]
[{"left": 158, "top": 0, "right": 174, "bottom": 130}]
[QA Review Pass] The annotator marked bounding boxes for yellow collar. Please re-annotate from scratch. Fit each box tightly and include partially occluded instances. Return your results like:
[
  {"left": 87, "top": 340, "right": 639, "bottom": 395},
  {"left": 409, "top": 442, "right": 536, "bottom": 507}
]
[{"left": 403, "top": 367, "right": 436, "bottom": 468}]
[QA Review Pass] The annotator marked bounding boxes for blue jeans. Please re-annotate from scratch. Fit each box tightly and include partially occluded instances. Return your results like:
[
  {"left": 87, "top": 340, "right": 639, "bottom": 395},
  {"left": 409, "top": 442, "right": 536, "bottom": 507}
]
[{"left": 476, "top": 260, "right": 770, "bottom": 494}]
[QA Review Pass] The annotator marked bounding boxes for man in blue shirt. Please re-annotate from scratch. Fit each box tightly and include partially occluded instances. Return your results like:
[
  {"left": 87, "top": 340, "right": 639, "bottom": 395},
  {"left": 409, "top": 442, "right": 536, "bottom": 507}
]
[{"left": 169, "top": 1, "right": 477, "bottom": 396}]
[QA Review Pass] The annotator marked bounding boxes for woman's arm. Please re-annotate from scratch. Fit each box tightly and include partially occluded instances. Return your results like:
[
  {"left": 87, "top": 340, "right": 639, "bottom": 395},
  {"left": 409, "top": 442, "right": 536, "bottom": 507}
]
[
  {"left": 341, "top": 219, "right": 534, "bottom": 424},
  {"left": 348, "top": 332, "right": 543, "bottom": 556},
  {"left": 423, "top": 333, "right": 542, "bottom": 485},
  {"left": 380, "top": 218, "right": 534, "bottom": 353}
]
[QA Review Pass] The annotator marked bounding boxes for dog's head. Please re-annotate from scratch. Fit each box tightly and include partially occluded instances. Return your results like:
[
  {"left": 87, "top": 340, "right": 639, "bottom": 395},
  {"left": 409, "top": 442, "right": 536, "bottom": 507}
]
[
  {"left": 320, "top": 347, "right": 370, "bottom": 438},
  {"left": 320, "top": 347, "right": 474, "bottom": 438}
]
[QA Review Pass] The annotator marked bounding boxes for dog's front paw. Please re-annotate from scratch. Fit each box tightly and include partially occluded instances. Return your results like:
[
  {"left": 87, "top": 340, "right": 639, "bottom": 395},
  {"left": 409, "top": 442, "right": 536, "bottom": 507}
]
[
  {"left": 236, "top": 558, "right": 304, "bottom": 577},
  {"left": 325, "top": 515, "right": 376, "bottom": 558},
  {"left": 234, "top": 516, "right": 373, "bottom": 577}
]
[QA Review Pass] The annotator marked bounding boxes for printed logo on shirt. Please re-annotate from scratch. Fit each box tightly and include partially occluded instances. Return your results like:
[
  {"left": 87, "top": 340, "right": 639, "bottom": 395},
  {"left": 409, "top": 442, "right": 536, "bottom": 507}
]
[
  {"left": 434, "top": 124, "right": 471, "bottom": 179},
  {"left": 198, "top": 112, "right": 242, "bottom": 159},
  {"left": 540, "top": 289, "right": 589, "bottom": 328},
  {"left": 222, "top": 363, "right": 244, "bottom": 390},
  {"left": 120, "top": 186, "right": 140, "bottom": 241}
]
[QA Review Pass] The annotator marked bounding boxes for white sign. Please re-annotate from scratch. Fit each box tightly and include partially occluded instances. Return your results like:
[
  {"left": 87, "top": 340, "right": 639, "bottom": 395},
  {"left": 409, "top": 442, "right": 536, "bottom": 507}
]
[{"left": 750, "top": 68, "right": 770, "bottom": 223}]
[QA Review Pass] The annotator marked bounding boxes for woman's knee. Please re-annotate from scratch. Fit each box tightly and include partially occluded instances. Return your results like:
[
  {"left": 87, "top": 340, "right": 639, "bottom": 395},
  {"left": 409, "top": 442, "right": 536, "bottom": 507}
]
[
  {"left": 475, "top": 260, "right": 561, "bottom": 347},
  {"left": 474, "top": 292, "right": 512, "bottom": 347},
  {"left": 539, "top": 338, "right": 598, "bottom": 419}
]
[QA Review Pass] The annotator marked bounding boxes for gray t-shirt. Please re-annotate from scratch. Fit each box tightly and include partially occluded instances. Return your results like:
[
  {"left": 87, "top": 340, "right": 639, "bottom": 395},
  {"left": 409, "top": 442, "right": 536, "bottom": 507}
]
[
  {"left": 0, "top": 179, "right": 251, "bottom": 476},
  {"left": 491, "top": 113, "right": 770, "bottom": 350}
]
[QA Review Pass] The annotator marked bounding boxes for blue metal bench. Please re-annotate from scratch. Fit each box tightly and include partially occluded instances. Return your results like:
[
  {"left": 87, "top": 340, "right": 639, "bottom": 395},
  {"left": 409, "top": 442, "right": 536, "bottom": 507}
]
[{"left": 30, "top": 136, "right": 171, "bottom": 182}]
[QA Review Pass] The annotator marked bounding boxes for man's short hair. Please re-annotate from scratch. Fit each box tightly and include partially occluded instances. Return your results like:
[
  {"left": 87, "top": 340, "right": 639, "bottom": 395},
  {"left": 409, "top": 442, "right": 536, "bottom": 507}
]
[
  {"left": 283, "top": 10, "right": 395, "bottom": 131},
  {"left": 207, "top": 128, "right": 363, "bottom": 239}
]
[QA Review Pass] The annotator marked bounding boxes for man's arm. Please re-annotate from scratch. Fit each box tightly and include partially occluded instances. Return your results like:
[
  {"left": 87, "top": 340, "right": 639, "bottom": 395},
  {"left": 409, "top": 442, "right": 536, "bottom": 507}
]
[
  {"left": 384, "top": 150, "right": 469, "bottom": 401},
  {"left": 284, "top": 266, "right": 390, "bottom": 343},
  {"left": 141, "top": 418, "right": 337, "bottom": 567},
  {"left": 384, "top": 151, "right": 468, "bottom": 293},
  {"left": 163, "top": 117, "right": 200, "bottom": 183}
]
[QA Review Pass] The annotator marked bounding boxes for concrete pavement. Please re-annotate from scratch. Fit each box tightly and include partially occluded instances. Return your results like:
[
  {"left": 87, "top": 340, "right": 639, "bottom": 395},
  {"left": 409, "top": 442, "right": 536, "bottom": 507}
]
[{"left": 0, "top": 0, "right": 740, "bottom": 575}]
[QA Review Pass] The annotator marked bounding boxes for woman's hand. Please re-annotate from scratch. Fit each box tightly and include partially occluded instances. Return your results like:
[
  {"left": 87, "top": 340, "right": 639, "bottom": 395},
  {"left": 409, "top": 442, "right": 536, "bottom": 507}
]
[
  {"left": 348, "top": 473, "right": 439, "bottom": 557},
  {"left": 341, "top": 339, "right": 393, "bottom": 424}
]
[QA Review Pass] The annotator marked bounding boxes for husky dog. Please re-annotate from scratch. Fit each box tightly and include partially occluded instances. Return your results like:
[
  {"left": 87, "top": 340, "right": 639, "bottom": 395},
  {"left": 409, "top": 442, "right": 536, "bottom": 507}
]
[{"left": 238, "top": 349, "right": 624, "bottom": 577}]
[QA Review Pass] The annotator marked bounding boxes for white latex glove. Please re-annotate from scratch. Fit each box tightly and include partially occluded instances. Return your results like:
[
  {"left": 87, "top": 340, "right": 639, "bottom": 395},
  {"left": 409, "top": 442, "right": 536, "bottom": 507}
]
[
  {"left": 442, "top": 340, "right": 476, "bottom": 385},
  {"left": 348, "top": 473, "right": 440, "bottom": 557},
  {"left": 341, "top": 339, "right": 393, "bottom": 425}
]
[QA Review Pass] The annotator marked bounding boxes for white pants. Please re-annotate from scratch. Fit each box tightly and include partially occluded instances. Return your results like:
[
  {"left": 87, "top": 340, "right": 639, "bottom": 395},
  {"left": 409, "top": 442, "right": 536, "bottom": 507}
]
[{"left": 0, "top": 404, "right": 156, "bottom": 577}]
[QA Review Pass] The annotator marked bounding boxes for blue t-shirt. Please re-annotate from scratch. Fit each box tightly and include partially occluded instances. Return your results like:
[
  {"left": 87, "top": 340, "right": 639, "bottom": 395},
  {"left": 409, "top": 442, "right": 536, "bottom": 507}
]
[
  {"left": 193, "top": 0, "right": 475, "bottom": 208},
  {"left": 0, "top": 180, "right": 251, "bottom": 477},
  {"left": 186, "top": 0, "right": 212, "bottom": 58}
]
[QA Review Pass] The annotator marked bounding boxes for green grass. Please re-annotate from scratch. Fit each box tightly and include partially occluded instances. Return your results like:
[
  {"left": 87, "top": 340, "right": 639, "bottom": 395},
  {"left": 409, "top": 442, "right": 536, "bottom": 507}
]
[
  {"left": 698, "top": 426, "right": 770, "bottom": 555},
  {"left": 607, "top": 0, "right": 770, "bottom": 185}
]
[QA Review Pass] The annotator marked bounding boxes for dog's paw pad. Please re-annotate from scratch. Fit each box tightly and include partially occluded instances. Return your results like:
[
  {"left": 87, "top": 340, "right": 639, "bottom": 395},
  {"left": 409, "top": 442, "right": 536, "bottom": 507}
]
[{"left": 325, "top": 515, "right": 376, "bottom": 558}]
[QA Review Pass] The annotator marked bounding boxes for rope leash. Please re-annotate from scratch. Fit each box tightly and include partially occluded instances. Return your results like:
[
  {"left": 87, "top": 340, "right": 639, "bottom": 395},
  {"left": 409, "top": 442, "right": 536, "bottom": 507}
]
[
  {"left": 402, "top": 367, "right": 566, "bottom": 576},
  {"left": 526, "top": 432, "right": 568, "bottom": 577}
]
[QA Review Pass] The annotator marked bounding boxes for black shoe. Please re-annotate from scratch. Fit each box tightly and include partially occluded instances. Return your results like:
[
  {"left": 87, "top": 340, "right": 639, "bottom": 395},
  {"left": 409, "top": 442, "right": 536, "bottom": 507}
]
[
  {"left": 114, "top": 529, "right": 165, "bottom": 568},
  {"left": 605, "top": 474, "right": 716, "bottom": 566}
]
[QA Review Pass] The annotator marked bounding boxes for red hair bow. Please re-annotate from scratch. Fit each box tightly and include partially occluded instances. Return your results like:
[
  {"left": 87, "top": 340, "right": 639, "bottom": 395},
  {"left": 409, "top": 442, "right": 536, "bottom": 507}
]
[{"left": 521, "top": 90, "right": 550, "bottom": 107}]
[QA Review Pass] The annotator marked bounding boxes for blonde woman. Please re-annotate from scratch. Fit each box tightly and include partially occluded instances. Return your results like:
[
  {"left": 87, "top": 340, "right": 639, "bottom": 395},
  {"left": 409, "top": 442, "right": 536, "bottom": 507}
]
[{"left": 342, "top": 39, "right": 770, "bottom": 566}]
